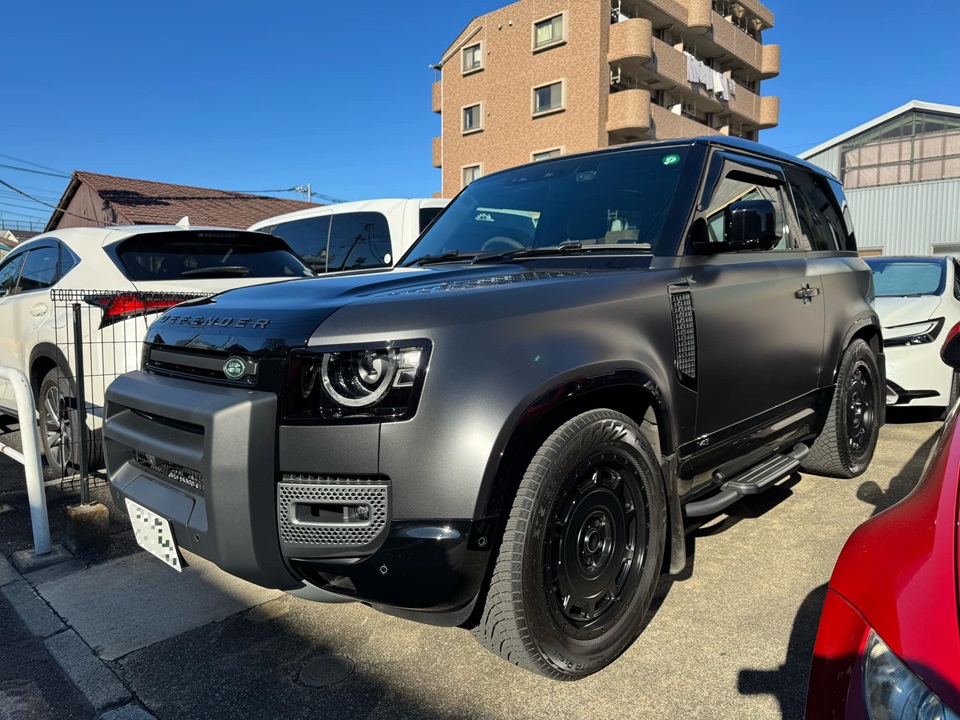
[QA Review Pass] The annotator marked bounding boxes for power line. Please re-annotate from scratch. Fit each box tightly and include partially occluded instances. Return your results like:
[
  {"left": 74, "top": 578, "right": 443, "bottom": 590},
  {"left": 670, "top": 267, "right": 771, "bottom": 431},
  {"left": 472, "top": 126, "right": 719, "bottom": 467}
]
[
  {"left": 0, "top": 162, "right": 70, "bottom": 179},
  {"left": 0, "top": 176, "right": 113, "bottom": 226},
  {"left": 0, "top": 153, "right": 68, "bottom": 176}
]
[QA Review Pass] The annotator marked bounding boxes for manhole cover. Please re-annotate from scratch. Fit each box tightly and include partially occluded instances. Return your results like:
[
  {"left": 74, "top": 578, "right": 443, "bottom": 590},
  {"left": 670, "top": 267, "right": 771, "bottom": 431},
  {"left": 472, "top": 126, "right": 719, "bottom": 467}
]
[{"left": 299, "top": 655, "right": 356, "bottom": 688}]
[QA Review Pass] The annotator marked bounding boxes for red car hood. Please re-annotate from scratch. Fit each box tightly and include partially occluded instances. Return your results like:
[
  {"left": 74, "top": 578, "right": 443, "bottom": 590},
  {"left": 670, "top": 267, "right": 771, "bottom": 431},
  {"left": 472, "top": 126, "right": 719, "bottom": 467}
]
[{"left": 830, "top": 407, "right": 960, "bottom": 707}]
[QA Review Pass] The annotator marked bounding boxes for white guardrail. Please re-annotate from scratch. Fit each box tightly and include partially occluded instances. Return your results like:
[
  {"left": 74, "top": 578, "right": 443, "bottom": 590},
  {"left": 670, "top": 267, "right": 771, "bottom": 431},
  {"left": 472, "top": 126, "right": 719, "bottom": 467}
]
[{"left": 0, "top": 366, "right": 51, "bottom": 556}]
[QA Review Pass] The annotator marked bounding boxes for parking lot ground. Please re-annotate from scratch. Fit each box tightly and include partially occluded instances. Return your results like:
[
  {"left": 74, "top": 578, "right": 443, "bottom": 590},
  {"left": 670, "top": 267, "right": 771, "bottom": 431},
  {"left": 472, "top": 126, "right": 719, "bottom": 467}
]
[{"left": 0, "top": 409, "right": 945, "bottom": 720}]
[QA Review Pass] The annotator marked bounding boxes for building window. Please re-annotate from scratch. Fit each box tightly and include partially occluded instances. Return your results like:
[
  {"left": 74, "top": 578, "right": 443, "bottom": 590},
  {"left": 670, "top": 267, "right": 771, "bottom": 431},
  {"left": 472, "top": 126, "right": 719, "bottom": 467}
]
[
  {"left": 463, "top": 165, "right": 482, "bottom": 188},
  {"left": 462, "top": 43, "right": 482, "bottom": 74},
  {"left": 532, "top": 148, "right": 563, "bottom": 161},
  {"left": 462, "top": 103, "right": 483, "bottom": 134},
  {"left": 840, "top": 110, "right": 960, "bottom": 190},
  {"left": 533, "top": 13, "right": 565, "bottom": 50},
  {"left": 533, "top": 81, "right": 564, "bottom": 116}
]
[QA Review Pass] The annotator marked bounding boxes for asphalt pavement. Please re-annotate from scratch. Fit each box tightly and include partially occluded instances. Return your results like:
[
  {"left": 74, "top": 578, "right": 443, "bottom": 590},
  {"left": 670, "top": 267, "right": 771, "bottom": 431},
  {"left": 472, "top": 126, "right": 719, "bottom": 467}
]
[{"left": 0, "top": 408, "right": 945, "bottom": 720}]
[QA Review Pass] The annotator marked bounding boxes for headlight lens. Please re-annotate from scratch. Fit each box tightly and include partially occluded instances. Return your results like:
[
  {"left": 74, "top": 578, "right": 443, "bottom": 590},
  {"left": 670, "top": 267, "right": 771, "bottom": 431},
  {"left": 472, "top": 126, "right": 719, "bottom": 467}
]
[
  {"left": 285, "top": 344, "right": 429, "bottom": 422},
  {"left": 864, "top": 632, "right": 960, "bottom": 720},
  {"left": 885, "top": 318, "right": 945, "bottom": 347}
]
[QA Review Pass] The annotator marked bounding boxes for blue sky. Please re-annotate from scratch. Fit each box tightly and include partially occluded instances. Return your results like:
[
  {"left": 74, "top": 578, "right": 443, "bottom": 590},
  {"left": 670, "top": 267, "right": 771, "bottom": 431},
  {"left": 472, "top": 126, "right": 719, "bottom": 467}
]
[{"left": 1, "top": 0, "right": 957, "bottom": 230}]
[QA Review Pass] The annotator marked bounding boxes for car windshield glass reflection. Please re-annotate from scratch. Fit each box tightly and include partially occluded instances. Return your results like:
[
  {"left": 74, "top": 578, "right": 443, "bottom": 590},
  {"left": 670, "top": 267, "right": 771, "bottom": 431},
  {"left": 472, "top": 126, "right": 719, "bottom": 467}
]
[
  {"left": 868, "top": 259, "right": 946, "bottom": 297},
  {"left": 404, "top": 148, "right": 694, "bottom": 264}
]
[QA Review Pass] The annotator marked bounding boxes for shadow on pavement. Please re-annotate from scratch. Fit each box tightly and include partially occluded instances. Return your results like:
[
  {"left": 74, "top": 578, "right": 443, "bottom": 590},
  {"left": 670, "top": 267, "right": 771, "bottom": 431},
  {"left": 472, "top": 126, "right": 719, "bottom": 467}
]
[
  {"left": 737, "top": 583, "right": 828, "bottom": 720},
  {"left": 856, "top": 428, "right": 939, "bottom": 517}
]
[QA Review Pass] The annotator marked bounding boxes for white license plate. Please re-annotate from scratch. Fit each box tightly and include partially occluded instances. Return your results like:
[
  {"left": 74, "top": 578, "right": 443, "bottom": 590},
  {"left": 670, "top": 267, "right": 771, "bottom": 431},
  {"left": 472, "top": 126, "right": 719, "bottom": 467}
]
[{"left": 126, "top": 499, "right": 184, "bottom": 572}]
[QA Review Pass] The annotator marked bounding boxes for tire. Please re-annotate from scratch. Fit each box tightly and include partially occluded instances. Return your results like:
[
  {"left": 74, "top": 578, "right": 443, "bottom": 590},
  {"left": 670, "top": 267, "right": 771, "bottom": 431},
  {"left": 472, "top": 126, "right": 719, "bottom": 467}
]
[
  {"left": 37, "top": 368, "right": 102, "bottom": 478},
  {"left": 802, "top": 339, "right": 881, "bottom": 478},
  {"left": 473, "top": 409, "right": 666, "bottom": 679}
]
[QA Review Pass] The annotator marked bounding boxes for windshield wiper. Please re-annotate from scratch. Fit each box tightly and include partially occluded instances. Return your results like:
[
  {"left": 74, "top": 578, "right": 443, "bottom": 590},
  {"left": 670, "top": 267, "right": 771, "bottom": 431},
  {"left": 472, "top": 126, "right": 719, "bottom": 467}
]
[
  {"left": 470, "top": 241, "right": 652, "bottom": 265},
  {"left": 181, "top": 266, "right": 251, "bottom": 278},
  {"left": 414, "top": 250, "right": 478, "bottom": 266}
]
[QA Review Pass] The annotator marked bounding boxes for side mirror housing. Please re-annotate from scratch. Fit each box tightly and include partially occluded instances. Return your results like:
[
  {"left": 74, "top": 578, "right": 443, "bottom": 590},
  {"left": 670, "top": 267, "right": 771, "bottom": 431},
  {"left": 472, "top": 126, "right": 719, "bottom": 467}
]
[{"left": 724, "top": 200, "right": 780, "bottom": 252}]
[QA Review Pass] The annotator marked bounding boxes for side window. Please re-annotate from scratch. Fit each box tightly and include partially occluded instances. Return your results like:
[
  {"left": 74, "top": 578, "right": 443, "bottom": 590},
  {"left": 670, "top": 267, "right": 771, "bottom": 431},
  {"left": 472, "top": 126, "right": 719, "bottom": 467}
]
[
  {"left": 786, "top": 168, "right": 853, "bottom": 252},
  {"left": 419, "top": 207, "right": 444, "bottom": 233},
  {"left": 700, "top": 174, "right": 788, "bottom": 249},
  {"left": 17, "top": 247, "right": 59, "bottom": 292},
  {"left": 0, "top": 252, "right": 26, "bottom": 297},
  {"left": 58, "top": 243, "right": 78, "bottom": 277},
  {"left": 267, "top": 216, "right": 331, "bottom": 272},
  {"left": 326, "top": 212, "right": 392, "bottom": 272}
]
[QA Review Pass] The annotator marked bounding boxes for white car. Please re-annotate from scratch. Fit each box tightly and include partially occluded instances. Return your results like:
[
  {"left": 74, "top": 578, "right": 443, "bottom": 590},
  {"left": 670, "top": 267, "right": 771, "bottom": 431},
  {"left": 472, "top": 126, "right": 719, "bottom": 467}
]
[
  {"left": 866, "top": 256, "right": 960, "bottom": 415},
  {"left": 250, "top": 198, "right": 448, "bottom": 273},
  {"left": 0, "top": 225, "right": 312, "bottom": 476}
]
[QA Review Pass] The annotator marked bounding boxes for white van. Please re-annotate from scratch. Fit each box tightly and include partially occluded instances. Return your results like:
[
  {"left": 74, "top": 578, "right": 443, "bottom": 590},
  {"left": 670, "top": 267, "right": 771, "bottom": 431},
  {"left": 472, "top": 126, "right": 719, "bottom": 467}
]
[{"left": 250, "top": 198, "right": 448, "bottom": 274}]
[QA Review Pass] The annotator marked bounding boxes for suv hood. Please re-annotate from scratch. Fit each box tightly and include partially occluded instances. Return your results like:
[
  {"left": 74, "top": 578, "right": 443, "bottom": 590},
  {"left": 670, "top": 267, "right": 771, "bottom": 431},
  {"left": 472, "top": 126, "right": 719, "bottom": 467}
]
[
  {"left": 146, "top": 264, "right": 595, "bottom": 355},
  {"left": 874, "top": 295, "right": 943, "bottom": 327}
]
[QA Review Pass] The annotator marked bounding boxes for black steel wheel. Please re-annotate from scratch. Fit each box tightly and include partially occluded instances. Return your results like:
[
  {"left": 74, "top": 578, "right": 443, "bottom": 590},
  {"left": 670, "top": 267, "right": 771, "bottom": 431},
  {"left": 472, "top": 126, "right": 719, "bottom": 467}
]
[
  {"left": 802, "top": 339, "right": 881, "bottom": 478},
  {"left": 473, "top": 409, "right": 666, "bottom": 679}
]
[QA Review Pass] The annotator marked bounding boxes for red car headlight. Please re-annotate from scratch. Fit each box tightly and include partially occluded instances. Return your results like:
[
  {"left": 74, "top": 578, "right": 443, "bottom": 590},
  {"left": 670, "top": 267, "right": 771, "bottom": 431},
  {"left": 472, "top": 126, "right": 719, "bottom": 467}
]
[{"left": 864, "top": 632, "right": 960, "bottom": 720}]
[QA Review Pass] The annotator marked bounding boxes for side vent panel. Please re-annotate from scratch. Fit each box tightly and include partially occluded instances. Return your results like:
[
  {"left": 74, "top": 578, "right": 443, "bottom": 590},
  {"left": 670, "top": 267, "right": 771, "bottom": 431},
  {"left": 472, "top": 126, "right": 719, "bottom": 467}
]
[{"left": 669, "top": 285, "right": 697, "bottom": 385}]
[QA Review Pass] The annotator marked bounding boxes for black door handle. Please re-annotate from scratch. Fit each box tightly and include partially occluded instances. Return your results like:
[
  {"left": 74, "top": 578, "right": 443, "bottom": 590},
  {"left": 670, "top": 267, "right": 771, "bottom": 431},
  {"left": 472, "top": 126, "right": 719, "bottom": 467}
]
[{"left": 795, "top": 284, "right": 821, "bottom": 300}]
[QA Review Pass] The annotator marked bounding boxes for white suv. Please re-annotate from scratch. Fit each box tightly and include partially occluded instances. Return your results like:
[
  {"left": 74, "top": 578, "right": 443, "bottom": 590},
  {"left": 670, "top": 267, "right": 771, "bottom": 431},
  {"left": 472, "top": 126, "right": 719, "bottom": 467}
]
[
  {"left": 249, "top": 198, "right": 448, "bottom": 274},
  {"left": 0, "top": 225, "right": 312, "bottom": 476}
]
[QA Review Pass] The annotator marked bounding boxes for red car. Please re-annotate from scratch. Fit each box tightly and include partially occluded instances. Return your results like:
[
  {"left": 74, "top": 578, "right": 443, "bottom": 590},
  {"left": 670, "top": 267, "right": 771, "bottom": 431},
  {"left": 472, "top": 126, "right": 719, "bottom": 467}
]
[{"left": 806, "top": 325, "right": 960, "bottom": 719}]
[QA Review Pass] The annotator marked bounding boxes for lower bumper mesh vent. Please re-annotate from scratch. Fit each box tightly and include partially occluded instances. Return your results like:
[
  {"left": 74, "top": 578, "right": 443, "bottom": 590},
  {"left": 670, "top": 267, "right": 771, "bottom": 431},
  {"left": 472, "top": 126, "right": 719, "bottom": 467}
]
[{"left": 278, "top": 475, "right": 389, "bottom": 550}]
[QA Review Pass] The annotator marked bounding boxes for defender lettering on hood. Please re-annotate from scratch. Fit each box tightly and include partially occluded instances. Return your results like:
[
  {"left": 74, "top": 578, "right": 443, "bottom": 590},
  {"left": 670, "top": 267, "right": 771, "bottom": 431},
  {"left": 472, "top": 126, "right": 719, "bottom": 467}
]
[{"left": 157, "top": 315, "right": 271, "bottom": 329}]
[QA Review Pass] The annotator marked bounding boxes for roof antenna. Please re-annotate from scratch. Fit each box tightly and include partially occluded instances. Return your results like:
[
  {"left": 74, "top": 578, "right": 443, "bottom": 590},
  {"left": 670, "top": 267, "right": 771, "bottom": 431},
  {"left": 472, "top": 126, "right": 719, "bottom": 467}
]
[{"left": 176, "top": 215, "right": 190, "bottom": 228}]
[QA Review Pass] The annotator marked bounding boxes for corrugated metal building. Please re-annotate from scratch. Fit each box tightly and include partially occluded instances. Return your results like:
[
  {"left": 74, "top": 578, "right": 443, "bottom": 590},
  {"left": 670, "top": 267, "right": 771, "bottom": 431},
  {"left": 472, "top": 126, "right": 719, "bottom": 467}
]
[{"left": 800, "top": 100, "right": 960, "bottom": 256}]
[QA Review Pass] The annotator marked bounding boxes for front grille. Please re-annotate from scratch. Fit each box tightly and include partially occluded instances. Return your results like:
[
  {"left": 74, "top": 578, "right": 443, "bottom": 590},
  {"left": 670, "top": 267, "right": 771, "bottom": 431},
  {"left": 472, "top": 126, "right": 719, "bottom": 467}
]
[
  {"left": 278, "top": 475, "right": 389, "bottom": 550},
  {"left": 145, "top": 346, "right": 259, "bottom": 387},
  {"left": 133, "top": 450, "right": 204, "bottom": 491},
  {"left": 670, "top": 289, "right": 697, "bottom": 380}
]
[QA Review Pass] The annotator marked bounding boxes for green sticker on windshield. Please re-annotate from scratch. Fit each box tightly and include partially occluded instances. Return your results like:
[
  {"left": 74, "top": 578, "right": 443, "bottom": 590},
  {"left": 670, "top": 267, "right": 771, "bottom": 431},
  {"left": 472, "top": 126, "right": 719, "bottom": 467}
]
[{"left": 662, "top": 154, "right": 681, "bottom": 166}]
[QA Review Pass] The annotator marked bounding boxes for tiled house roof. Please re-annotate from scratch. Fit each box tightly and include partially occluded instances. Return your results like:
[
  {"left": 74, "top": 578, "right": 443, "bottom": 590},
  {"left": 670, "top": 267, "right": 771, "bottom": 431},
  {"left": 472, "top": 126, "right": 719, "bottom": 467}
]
[{"left": 46, "top": 171, "right": 317, "bottom": 230}]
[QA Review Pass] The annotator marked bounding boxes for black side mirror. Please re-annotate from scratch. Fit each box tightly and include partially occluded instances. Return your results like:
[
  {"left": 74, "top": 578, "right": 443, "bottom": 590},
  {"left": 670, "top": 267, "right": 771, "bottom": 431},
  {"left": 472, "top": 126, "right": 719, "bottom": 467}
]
[
  {"left": 724, "top": 200, "right": 780, "bottom": 252},
  {"left": 941, "top": 323, "right": 960, "bottom": 369}
]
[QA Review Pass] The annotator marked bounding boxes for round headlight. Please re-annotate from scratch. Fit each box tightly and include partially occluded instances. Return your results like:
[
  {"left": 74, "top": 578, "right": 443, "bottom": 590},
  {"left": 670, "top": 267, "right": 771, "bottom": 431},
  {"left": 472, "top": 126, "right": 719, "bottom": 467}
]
[{"left": 321, "top": 350, "right": 398, "bottom": 407}]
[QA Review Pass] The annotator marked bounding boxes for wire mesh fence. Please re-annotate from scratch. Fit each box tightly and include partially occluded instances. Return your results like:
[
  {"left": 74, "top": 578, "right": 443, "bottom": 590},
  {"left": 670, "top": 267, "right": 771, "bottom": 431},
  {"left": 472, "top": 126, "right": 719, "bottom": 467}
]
[{"left": 46, "top": 289, "right": 209, "bottom": 495}]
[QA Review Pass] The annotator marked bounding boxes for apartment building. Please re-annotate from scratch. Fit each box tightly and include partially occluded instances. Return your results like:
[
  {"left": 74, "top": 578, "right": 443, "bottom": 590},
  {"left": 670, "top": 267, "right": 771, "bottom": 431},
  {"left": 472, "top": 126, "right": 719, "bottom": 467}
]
[{"left": 431, "top": 0, "right": 780, "bottom": 197}]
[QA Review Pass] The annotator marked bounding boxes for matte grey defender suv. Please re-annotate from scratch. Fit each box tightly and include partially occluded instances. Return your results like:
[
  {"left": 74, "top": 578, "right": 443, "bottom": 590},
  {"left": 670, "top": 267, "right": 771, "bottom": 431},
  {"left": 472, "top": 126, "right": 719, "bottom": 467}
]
[{"left": 104, "top": 138, "right": 883, "bottom": 680}]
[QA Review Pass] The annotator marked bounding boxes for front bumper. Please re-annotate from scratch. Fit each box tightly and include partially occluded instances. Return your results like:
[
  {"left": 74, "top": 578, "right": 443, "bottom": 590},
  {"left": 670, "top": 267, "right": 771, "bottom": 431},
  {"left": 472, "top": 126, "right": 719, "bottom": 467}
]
[
  {"left": 104, "top": 371, "right": 491, "bottom": 624},
  {"left": 884, "top": 344, "right": 950, "bottom": 407}
]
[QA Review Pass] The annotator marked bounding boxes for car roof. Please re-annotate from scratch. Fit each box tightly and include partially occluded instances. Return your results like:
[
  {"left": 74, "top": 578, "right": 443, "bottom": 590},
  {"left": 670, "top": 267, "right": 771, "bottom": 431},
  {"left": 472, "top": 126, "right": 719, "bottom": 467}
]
[
  {"left": 480, "top": 136, "right": 839, "bottom": 184},
  {"left": 248, "top": 198, "right": 449, "bottom": 230}
]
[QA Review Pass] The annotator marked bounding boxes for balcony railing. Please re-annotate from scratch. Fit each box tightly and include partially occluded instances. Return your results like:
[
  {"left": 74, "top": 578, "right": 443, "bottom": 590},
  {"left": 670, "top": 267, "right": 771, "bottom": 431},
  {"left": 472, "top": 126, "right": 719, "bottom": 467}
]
[
  {"left": 432, "top": 81, "right": 442, "bottom": 114},
  {"left": 649, "top": 103, "right": 721, "bottom": 139},
  {"left": 432, "top": 137, "right": 442, "bottom": 168},
  {"left": 608, "top": 17, "right": 652, "bottom": 66},
  {"left": 607, "top": 89, "right": 652, "bottom": 138}
]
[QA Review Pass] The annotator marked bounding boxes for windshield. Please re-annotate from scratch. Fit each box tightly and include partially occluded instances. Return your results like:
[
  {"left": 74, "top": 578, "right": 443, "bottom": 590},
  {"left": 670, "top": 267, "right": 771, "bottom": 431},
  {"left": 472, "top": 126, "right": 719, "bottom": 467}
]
[
  {"left": 867, "top": 259, "right": 946, "bottom": 297},
  {"left": 404, "top": 147, "right": 697, "bottom": 264}
]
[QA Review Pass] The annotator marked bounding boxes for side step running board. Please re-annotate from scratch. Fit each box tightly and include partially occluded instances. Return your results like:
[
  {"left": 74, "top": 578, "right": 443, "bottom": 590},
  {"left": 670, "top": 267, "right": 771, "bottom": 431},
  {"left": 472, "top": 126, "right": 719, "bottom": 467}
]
[{"left": 684, "top": 443, "right": 809, "bottom": 518}]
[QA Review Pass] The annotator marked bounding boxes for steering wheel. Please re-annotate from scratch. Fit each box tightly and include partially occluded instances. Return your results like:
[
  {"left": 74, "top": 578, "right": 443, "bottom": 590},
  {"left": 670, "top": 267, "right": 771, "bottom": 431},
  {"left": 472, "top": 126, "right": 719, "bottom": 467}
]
[{"left": 481, "top": 235, "right": 526, "bottom": 252}]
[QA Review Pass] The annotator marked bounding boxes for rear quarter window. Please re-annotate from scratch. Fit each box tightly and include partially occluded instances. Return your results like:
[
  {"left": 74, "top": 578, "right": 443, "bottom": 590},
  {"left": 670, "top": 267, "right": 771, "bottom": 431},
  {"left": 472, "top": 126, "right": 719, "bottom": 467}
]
[
  {"left": 116, "top": 233, "right": 312, "bottom": 281},
  {"left": 267, "top": 212, "right": 392, "bottom": 273}
]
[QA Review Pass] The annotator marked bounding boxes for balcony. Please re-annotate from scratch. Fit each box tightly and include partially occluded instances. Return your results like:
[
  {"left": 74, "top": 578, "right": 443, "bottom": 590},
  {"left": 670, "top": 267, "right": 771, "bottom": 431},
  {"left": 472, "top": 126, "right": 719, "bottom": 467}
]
[
  {"left": 732, "top": 0, "right": 775, "bottom": 30},
  {"left": 607, "top": 89, "right": 651, "bottom": 141},
  {"left": 760, "top": 96, "right": 779, "bottom": 129},
  {"left": 432, "top": 81, "right": 442, "bottom": 114},
  {"left": 761, "top": 44, "right": 780, "bottom": 79},
  {"left": 687, "top": 0, "right": 712, "bottom": 33},
  {"left": 649, "top": 103, "right": 720, "bottom": 139},
  {"left": 608, "top": 17, "right": 652, "bottom": 67},
  {"left": 641, "top": 37, "right": 763, "bottom": 126},
  {"left": 432, "top": 137, "right": 442, "bottom": 168}
]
